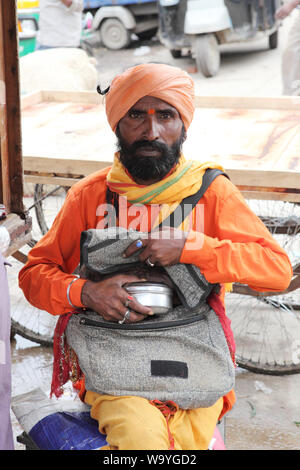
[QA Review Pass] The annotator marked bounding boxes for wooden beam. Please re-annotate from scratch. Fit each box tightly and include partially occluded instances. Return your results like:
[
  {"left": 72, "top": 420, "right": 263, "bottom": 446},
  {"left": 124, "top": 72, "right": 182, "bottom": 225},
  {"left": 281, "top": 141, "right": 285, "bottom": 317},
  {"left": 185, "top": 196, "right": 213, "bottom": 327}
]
[
  {"left": 23, "top": 155, "right": 108, "bottom": 177},
  {"left": 20, "top": 89, "right": 102, "bottom": 110},
  {"left": 225, "top": 168, "right": 300, "bottom": 189},
  {"left": 20, "top": 90, "right": 43, "bottom": 110},
  {"left": 0, "top": 0, "right": 23, "bottom": 214},
  {"left": 194, "top": 95, "right": 300, "bottom": 110},
  {"left": 40, "top": 89, "right": 102, "bottom": 105},
  {"left": 24, "top": 175, "right": 81, "bottom": 187},
  {"left": 0, "top": 213, "right": 32, "bottom": 257},
  {"left": 21, "top": 91, "right": 300, "bottom": 112},
  {"left": 239, "top": 191, "right": 300, "bottom": 203},
  {"left": 23, "top": 156, "right": 300, "bottom": 201},
  {"left": 23, "top": 156, "right": 300, "bottom": 189}
]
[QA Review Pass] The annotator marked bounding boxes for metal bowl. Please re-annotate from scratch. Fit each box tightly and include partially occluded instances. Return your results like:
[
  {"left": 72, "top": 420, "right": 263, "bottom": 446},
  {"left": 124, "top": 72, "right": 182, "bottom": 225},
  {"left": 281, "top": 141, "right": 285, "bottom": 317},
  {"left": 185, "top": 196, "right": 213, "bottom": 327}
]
[{"left": 124, "top": 282, "right": 173, "bottom": 314}]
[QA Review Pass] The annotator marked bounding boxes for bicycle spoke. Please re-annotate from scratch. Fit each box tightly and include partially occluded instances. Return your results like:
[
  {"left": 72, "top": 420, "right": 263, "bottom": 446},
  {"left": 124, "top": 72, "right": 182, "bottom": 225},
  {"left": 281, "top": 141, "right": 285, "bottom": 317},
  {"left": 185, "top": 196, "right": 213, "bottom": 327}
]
[
  {"left": 226, "top": 293, "right": 300, "bottom": 373},
  {"left": 226, "top": 198, "right": 300, "bottom": 373}
]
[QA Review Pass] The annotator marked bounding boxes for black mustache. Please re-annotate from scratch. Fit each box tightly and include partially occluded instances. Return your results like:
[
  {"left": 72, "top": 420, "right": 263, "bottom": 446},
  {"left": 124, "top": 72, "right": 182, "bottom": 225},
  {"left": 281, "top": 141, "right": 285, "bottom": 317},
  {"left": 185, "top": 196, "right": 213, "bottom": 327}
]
[{"left": 129, "top": 140, "right": 168, "bottom": 153}]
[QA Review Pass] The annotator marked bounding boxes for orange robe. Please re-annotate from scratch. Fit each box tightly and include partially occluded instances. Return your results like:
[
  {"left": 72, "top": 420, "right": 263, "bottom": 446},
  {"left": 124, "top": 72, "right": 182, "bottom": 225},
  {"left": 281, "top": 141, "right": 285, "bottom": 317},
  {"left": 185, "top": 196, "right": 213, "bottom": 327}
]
[{"left": 19, "top": 167, "right": 293, "bottom": 419}]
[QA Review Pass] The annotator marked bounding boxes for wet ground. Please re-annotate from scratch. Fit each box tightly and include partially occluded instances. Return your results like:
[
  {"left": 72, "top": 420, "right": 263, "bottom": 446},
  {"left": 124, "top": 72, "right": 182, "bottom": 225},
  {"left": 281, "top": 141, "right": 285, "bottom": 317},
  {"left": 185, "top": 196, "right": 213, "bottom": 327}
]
[
  {"left": 8, "top": 13, "right": 300, "bottom": 450},
  {"left": 10, "top": 334, "right": 300, "bottom": 450}
]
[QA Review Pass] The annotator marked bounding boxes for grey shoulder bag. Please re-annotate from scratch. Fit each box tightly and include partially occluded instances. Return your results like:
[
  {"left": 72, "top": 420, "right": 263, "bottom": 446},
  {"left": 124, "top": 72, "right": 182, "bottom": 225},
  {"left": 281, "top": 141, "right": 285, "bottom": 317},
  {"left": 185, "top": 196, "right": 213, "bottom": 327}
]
[{"left": 66, "top": 169, "right": 235, "bottom": 409}]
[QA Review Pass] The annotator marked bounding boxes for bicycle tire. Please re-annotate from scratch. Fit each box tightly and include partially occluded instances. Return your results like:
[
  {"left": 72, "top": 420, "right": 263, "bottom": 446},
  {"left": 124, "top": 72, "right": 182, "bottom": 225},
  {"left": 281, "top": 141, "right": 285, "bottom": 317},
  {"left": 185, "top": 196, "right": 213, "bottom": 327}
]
[
  {"left": 227, "top": 198, "right": 300, "bottom": 374},
  {"left": 34, "top": 183, "right": 69, "bottom": 236},
  {"left": 8, "top": 185, "right": 66, "bottom": 346},
  {"left": 8, "top": 245, "right": 57, "bottom": 346},
  {"left": 235, "top": 361, "right": 300, "bottom": 376},
  {"left": 11, "top": 318, "right": 54, "bottom": 347},
  {"left": 10, "top": 184, "right": 75, "bottom": 345},
  {"left": 226, "top": 293, "right": 300, "bottom": 374}
]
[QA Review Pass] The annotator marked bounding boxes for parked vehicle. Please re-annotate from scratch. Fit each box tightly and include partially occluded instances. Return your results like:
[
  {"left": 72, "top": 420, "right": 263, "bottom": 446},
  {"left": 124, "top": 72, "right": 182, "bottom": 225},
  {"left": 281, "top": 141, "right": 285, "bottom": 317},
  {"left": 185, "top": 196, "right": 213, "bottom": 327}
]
[
  {"left": 84, "top": 0, "right": 159, "bottom": 50},
  {"left": 17, "top": 1, "right": 95, "bottom": 57},
  {"left": 17, "top": 0, "right": 39, "bottom": 57},
  {"left": 158, "top": 0, "right": 282, "bottom": 77}
]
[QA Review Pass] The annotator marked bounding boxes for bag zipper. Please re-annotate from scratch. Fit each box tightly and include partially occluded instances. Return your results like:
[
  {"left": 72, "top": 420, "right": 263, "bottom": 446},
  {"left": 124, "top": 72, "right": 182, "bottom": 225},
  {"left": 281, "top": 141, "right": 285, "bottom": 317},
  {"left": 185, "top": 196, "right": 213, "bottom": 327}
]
[{"left": 79, "top": 313, "right": 205, "bottom": 331}]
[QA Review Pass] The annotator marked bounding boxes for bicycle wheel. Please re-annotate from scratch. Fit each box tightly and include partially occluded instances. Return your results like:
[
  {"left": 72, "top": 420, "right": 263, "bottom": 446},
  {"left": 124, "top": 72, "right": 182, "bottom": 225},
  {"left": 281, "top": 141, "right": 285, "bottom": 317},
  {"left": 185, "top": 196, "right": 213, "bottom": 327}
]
[
  {"left": 9, "top": 184, "right": 69, "bottom": 345},
  {"left": 34, "top": 184, "right": 69, "bottom": 236},
  {"left": 9, "top": 250, "right": 57, "bottom": 347},
  {"left": 226, "top": 292, "right": 300, "bottom": 375},
  {"left": 226, "top": 198, "right": 300, "bottom": 374}
]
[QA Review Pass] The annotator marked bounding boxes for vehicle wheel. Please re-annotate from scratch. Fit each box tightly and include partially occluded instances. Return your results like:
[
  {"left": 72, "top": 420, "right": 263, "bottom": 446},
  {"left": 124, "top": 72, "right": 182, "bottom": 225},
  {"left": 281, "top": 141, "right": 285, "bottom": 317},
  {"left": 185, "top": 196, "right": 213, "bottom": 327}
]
[
  {"left": 170, "top": 49, "right": 182, "bottom": 59},
  {"left": 226, "top": 198, "right": 300, "bottom": 375},
  {"left": 269, "top": 30, "right": 278, "bottom": 50},
  {"left": 136, "top": 28, "right": 157, "bottom": 41},
  {"left": 80, "top": 39, "right": 94, "bottom": 57},
  {"left": 100, "top": 18, "right": 131, "bottom": 50},
  {"left": 195, "top": 34, "right": 220, "bottom": 78}
]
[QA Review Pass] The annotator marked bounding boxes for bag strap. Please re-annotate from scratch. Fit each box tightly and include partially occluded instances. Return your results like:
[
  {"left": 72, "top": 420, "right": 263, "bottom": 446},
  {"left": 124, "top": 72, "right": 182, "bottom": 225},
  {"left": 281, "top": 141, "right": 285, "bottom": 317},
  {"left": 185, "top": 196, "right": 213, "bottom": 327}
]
[{"left": 158, "top": 168, "right": 228, "bottom": 229}]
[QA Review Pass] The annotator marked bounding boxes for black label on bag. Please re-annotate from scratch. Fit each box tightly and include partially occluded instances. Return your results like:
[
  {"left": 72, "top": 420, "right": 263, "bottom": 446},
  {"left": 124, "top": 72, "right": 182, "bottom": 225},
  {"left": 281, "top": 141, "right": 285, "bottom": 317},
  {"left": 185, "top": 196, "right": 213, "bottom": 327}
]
[{"left": 151, "top": 360, "right": 188, "bottom": 379}]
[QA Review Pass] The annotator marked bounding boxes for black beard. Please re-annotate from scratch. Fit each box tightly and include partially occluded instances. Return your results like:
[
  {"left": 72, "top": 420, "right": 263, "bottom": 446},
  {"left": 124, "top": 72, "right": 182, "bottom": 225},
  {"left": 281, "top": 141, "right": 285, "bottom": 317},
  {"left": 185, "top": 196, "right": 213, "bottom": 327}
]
[{"left": 116, "top": 127, "right": 185, "bottom": 182}]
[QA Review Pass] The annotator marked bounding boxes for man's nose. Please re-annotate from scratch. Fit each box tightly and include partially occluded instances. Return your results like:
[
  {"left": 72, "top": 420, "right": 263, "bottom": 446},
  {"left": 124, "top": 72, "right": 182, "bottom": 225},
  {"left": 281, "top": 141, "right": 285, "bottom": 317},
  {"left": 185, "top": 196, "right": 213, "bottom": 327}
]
[{"left": 142, "top": 115, "right": 160, "bottom": 141}]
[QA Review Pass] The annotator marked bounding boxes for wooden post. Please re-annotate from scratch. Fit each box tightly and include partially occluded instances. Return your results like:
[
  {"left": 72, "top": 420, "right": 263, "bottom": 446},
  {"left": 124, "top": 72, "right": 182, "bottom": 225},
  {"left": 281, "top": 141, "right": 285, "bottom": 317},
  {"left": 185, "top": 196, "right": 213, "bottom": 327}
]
[{"left": 0, "top": 0, "right": 23, "bottom": 214}]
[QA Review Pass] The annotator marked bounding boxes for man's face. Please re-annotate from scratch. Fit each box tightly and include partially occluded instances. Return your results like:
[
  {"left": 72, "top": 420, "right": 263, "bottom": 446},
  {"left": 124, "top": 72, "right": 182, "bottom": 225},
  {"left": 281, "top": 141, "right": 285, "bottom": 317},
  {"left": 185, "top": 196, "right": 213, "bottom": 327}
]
[{"left": 116, "top": 96, "right": 186, "bottom": 182}]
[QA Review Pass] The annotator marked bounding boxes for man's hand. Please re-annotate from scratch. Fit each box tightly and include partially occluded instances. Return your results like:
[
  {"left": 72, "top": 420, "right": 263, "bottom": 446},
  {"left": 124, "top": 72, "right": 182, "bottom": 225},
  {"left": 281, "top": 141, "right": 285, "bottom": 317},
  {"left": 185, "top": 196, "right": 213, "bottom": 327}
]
[
  {"left": 81, "top": 273, "right": 154, "bottom": 323},
  {"left": 123, "top": 227, "right": 187, "bottom": 267},
  {"left": 275, "top": 1, "right": 300, "bottom": 20},
  {"left": 61, "top": 0, "right": 73, "bottom": 7}
]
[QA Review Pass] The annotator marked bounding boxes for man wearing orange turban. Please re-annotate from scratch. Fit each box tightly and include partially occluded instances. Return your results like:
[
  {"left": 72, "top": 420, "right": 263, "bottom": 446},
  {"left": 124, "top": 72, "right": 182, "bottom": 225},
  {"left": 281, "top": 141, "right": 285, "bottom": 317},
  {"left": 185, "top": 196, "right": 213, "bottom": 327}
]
[
  {"left": 19, "top": 63, "right": 292, "bottom": 450},
  {"left": 105, "top": 63, "right": 195, "bottom": 132}
]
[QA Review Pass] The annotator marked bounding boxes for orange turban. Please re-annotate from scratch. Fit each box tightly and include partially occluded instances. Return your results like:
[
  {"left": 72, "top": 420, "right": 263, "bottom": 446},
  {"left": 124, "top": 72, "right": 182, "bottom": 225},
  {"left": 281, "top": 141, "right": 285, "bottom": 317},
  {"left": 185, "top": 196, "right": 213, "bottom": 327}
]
[{"left": 105, "top": 63, "right": 195, "bottom": 133}]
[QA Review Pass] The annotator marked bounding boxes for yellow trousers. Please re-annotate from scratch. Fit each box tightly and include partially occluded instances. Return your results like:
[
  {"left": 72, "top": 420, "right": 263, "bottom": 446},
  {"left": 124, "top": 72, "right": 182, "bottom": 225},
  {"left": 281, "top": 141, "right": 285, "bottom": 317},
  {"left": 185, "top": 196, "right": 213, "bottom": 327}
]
[{"left": 85, "top": 391, "right": 223, "bottom": 450}]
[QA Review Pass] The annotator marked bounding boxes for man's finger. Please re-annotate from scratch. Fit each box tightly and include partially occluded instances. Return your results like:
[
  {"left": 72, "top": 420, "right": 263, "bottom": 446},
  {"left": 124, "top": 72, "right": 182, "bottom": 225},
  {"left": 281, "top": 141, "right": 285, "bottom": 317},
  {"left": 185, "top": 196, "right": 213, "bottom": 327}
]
[
  {"left": 127, "top": 296, "right": 154, "bottom": 316},
  {"left": 125, "top": 311, "right": 151, "bottom": 324},
  {"left": 112, "top": 274, "right": 147, "bottom": 286},
  {"left": 123, "top": 238, "right": 148, "bottom": 258},
  {"left": 108, "top": 294, "right": 153, "bottom": 323},
  {"left": 135, "top": 245, "right": 153, "bottom": 263}
]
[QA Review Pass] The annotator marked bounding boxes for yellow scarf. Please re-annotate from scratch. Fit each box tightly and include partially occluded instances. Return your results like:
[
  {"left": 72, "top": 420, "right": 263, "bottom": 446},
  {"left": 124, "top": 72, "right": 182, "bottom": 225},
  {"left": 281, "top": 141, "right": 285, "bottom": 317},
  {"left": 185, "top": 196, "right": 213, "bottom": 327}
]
[{"left": 107, "top": 153, "right": 223, "bottom": 204}]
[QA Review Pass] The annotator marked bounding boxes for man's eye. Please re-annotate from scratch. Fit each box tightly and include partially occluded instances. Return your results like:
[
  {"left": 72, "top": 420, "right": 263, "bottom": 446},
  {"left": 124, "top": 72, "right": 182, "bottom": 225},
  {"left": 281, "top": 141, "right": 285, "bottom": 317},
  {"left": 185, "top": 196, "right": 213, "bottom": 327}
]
[
  {"left": 159, "top": 112, "right": 173, "bottom": 119},
  {"left": 128, "top": 111, "right": 143, "bottom": 119}
]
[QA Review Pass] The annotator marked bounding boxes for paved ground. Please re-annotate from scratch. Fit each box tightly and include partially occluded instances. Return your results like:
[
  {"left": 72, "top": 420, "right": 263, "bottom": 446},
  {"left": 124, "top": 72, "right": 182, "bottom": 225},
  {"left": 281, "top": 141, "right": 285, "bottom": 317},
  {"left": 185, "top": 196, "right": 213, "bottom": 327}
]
[
  {"left": 9, "top": 12, "right": 300, "bottom": 450},
  {"left": 91, "top": 15, "right": 290, "bottom": 98}
]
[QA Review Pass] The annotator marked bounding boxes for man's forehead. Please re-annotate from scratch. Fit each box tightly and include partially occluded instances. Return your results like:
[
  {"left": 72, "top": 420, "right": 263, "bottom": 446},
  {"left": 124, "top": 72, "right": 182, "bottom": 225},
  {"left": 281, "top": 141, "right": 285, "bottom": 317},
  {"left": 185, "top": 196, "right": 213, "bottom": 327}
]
[{"left": 130, "top": 96, "right": 179, "bottom": 112}]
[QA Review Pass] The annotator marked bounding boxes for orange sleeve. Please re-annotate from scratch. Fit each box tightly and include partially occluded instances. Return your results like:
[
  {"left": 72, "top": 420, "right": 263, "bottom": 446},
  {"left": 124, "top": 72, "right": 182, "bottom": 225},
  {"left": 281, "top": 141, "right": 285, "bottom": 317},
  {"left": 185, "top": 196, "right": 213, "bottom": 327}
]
[
  {"left": 180, "top": 177, "right": 293, "bottom": 292},
  {"left": 18, "top": 189, "right": 88, "bottom": 315}
]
